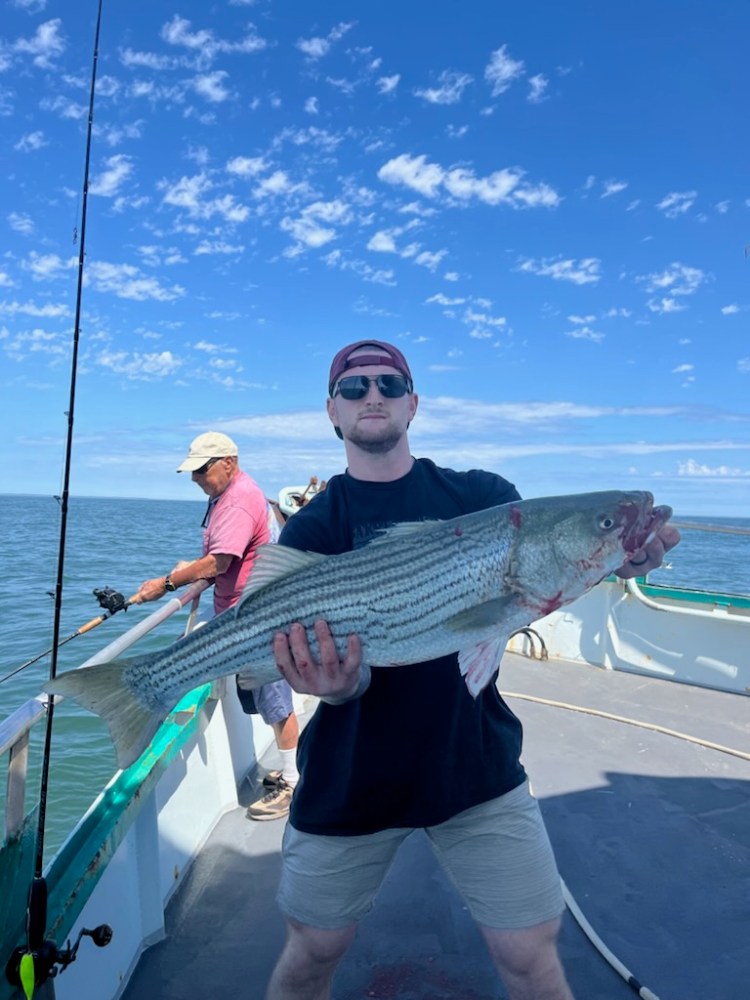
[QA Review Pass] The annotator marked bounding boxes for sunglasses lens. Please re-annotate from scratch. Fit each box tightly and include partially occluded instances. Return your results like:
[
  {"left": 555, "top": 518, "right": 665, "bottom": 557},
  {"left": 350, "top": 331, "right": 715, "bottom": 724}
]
[
  {"left": 337, "top": 376, "right": 369, "bottom": 400},
  {"left": 377, "top": 375, "right": 408, "bottom": 398},
  {"left": 335, "top": 375, "right": 411, "bottom": 399}
]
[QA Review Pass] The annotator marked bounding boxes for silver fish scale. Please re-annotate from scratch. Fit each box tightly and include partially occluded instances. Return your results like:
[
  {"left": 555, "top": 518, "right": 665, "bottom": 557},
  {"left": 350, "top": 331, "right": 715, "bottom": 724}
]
[{"left": 124, "top": 507, "right": 519, "bottom": 711}]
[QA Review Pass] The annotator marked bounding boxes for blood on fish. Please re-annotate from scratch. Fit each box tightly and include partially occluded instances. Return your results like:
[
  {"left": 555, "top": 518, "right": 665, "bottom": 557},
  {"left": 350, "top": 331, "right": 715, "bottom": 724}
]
[
  {"left": 538, "top": 592, "right": 563, "bottom": 615},
  {"left": 455, "top": 526, "right": 463, "bottom": 536},
  {"left": 510, "top": 506, "right": 522, "bottom": 529}
]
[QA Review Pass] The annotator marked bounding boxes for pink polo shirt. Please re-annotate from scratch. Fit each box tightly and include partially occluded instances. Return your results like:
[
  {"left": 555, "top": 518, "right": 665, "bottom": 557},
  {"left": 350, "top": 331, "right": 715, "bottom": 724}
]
[{"left": 203, "top": 469, "right": 270, "bottom": 614}]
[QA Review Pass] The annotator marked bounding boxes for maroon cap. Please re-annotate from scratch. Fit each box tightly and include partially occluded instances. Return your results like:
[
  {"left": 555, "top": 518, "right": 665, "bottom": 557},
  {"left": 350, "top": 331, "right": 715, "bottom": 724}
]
[{"left": 328, "top": 340, "right": 413, "bottom": 395}]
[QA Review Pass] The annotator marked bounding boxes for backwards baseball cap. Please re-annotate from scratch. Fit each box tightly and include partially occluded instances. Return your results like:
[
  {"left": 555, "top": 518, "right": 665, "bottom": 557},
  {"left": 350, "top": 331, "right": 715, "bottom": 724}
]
[
  {"left": 328, "top": 339, "right": 413, "bottom": 396},
  {"left": 177, "top": 431, "right": 238, "bottom": 473}
]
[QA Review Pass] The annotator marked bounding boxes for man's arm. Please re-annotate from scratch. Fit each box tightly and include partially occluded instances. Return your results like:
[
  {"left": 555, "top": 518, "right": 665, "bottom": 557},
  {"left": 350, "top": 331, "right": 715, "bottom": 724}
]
[{"left": 135, "top": 552, "right": 233, "bottom": 603}]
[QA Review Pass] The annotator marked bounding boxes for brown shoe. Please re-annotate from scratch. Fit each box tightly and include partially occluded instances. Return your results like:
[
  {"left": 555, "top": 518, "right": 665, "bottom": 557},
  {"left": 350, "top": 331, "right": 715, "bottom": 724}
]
[{"left": 246, "top": 778, "right": 293, "bottom": 822}]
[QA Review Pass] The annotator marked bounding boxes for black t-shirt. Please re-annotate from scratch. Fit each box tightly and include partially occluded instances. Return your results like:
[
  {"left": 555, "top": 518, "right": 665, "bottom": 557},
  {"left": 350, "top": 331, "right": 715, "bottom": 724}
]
[{"left": 279, "top": 457, "right": 527, "bottom": 835}]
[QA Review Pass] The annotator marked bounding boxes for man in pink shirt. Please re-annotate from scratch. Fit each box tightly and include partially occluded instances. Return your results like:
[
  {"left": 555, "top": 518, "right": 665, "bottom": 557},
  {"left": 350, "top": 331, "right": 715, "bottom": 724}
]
[{"left": 136, "top": 431, "right": 300, "bottom": 821}]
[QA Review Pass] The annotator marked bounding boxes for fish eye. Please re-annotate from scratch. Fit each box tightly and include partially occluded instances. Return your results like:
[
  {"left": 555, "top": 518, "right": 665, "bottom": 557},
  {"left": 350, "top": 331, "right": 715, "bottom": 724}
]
[{"left": 598, "top": 514, "right": 617, "bottom": 531}]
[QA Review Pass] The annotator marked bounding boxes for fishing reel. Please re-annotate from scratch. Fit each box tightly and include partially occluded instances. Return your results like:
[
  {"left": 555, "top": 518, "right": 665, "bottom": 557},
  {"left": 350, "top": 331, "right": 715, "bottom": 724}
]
[
  {"left": 93, "top": 586, "right": 129, "bottom": 615},
  {"left": 5, "top": 924, "right": 113, "bottom": 988}
]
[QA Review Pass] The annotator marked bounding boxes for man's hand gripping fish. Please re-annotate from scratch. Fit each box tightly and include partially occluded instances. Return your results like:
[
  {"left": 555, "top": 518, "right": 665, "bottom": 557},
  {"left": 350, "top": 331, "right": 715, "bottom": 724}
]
[{"left": 46, "top": 490, "right": 672, "bottom": 769}]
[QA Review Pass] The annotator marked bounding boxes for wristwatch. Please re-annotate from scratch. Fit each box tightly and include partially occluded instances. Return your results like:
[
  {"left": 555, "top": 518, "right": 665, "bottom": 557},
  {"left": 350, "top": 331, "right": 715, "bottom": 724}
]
[{"left": 163, "top": 574, "right": 177, "bottom": 592}]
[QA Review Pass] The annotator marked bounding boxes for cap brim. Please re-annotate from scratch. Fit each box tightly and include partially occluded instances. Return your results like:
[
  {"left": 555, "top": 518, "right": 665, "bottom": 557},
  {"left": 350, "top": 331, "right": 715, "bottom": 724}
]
[{"left": 176, "top": 457, "right": 209, "bottom": 473}]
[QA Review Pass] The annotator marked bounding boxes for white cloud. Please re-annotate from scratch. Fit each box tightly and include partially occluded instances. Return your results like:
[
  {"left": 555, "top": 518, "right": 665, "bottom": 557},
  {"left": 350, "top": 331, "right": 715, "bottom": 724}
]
[
  {"left": 517, "top": 256, "right": 601, "bottom": 285},
  {"left": 86, "top": 261, "right": 185, "bottom": 301},
  {"left": 484, "top": 45, "right": 524, "bottom": 96},
  {"left": 281, "top": 199, "right": 353, "bottom": 250},
  {"left": 376, "top": 74, "right": 400, "bottom": 95},
  {"left": 8, "top": 212, "right": 34, "bottom": 235},
  {"left": 12, "top": 19, "right": 65, "bottom": 68},
  {"left": 601, "top": 179, "right": 628, "bottom": 198},
  {"left": 426, "top": 293, "right": 466, "bottom": 307},
  {"left": 0, "top": 299, "right": 68, "bottom": 317},
  {"left": 414, "top": 71, "right": 473, "bottom": 105},
  {"left": 296, "top": 22, "right": 353, "bottom": 59},
  {"left": 367, "top": 231, "right": 397, "bottom": 253},
  {"left": 378, "top": 153, "right": 559, "bottom": 209},
  {"left": 647, "top": 297, "right": 685, "bottom": 314},
  {"left": 639, "top": 262, "right": 706, "bottom": 298},
  {"left": 304, "top": 96, "right": 319, "bottom": 114},
  {"left": 721, "top": 303, "right": 739, "bottom": 315},
  {"left": 14, "top": 131, "right": 47, "bottom": 152},
  {"left": 193, "top": 241, "right": 244, "bottom": 255},
  {"left": 226, "top": 155, "right": 267, "bottom": 177},
  {"left": 161, "top": 15, "right": 266, "bottom": 60},
  {"left": 160, "top": 172, "right": 250, "bottom": 221},
  {"left": 96, "top": 349, "right": 182, "bottom": 379},
  {"left": 656, "top": 191, "right": 697, "bottom": 218},
  {"left": 90, "top": 154, "right": 134, "bottom": 197},
  {"left": 527, "top": 74, "right": 548, "bottom": 103},
  {"left": 378, "top": 154, "right": 444, "bottom": 198},
  {"left": 193, "top": 71, "right": 231, "bottom": 103},
  {"left": 566, "top": 326, "right": 604, "bottom": 342},
  {"left": 678, "top": 458, "right": 750, "bottom": 477}
]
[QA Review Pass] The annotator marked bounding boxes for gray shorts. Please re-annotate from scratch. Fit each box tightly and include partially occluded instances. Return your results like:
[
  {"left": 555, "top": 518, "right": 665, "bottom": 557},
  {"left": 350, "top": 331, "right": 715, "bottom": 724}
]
[
  {"left": 277, "top": 779, "right": 564, "bottom": 930},
  {"left": 235, "top": 676, "right": 293, "bottom": 725}
]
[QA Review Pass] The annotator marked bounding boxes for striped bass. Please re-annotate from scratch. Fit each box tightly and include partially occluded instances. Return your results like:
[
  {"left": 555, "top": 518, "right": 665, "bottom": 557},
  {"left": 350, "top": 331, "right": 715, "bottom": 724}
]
[{"left": 46, "top": 490, "right": 671, "bottom": 769}]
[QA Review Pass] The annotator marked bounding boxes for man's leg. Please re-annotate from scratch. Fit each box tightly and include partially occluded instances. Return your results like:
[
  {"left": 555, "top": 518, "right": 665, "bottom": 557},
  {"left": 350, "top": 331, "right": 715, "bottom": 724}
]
[
  {"left": 480, "top": 917, "right": 574, "bottom": 1000},
  {"left": 246, "top": 682, "right": 299, "bottom": 820},
  {"left": 428, "top": 782, "right": 572, "bottom": 998},
  {"left": 265, "top": 919, "right": 356, "bottom": 1000},
  {"left": 272, "top": 709, "right": 299, "bottom": 750}
]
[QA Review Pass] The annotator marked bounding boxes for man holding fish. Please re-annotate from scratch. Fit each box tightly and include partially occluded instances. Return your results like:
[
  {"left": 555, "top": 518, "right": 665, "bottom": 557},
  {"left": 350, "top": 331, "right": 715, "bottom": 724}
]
[
  {"left": 46, "top": 342, "right": 679, "bottom": 1000},
  {"left": 264, "top": 340, "right": 680, "bottom": 1000}
]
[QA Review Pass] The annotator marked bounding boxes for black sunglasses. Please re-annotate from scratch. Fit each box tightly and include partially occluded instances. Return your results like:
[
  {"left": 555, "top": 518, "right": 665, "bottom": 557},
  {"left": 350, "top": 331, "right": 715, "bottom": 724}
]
[
  {"left": 193, "top": 457, "right": 222, "bottom": 476},
  {"left": 332, "top": 374, "right": 413, "bottom": 401}
]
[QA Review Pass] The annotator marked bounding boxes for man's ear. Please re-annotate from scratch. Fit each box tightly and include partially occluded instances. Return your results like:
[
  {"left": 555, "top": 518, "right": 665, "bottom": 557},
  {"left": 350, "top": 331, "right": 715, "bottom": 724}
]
[{"left": 326, "top": 397, "right": 343, "bottom": 439}]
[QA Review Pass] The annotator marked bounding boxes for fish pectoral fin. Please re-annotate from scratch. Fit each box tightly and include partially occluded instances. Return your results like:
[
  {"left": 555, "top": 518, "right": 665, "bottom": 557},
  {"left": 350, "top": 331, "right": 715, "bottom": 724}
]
[
  {"left": 365, "top": 519, "right": 442, "bottom": 545},
  {"left": 458, "top": 636, "right": 509, "bottom": 698},
  {"left": 444, "top": 596, "right": 516, "bottom": 632},
  {"left": 239, "top": 544, "right": 327, "bottom": 605}
]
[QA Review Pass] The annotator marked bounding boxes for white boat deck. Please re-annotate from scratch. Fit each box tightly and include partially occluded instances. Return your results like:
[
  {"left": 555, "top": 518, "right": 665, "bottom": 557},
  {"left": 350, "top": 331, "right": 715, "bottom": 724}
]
[{"left": 119, "top": 652, "right": 750, "bottom": 1000}]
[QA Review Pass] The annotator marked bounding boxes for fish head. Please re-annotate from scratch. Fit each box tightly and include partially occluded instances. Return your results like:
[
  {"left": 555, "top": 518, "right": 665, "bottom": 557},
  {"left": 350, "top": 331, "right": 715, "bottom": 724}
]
[{"left": 507, "top": 490, "right": 672, "bottom": 617}]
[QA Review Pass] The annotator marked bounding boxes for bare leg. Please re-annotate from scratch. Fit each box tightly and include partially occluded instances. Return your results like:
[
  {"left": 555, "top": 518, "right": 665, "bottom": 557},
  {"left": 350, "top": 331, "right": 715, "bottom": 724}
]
[
  {"left": 480, "top": 916, "right": 574, "bottom": 1000},
  {"left": 271, "top": 712, "right": 299, "bottom": 750},
  {"left": 265, "top": 919, "right": 356, "bottom": 1000}
]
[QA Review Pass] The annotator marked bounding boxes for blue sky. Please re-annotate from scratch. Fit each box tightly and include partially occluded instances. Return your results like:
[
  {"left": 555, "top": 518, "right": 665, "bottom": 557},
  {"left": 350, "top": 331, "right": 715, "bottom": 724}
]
[{"left": 2, "top": 0, "right": 749, "bottom": 517}]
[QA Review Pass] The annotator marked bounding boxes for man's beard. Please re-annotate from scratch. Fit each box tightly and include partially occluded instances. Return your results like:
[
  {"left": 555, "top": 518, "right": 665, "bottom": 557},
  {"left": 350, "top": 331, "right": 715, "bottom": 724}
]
[{"left": 347, "top": 423, "right": 403, "bottom": 454}]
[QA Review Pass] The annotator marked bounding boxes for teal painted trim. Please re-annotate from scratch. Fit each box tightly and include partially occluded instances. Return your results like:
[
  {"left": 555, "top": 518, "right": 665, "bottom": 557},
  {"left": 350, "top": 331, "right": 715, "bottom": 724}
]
[
  {"left": 0, "top": 685, "right": 212, "bottom": 1000},
  {"left": 639, "top": 583, "right": 750, "bottom": 610},
  {"left": 0, "top": 810, "right": 37, "bottom": 998},
  {"left": 605, "top": 574, "right": 750, "bottom": 611}
]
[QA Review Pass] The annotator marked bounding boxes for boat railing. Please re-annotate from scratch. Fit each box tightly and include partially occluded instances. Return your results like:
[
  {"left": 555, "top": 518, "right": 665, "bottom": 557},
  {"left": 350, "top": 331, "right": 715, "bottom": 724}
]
[
  {"left": 625, "top": 575, "right": 750, "bottom": 621},
  {"left": 0, "top": 581, "right": 209, "bottom": 842}
]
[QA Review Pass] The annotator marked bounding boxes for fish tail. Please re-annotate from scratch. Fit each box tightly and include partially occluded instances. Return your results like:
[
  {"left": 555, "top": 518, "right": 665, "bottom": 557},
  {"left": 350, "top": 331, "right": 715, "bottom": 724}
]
[{"left": 46, "top": 660, "right": 165, "bottom": 771}]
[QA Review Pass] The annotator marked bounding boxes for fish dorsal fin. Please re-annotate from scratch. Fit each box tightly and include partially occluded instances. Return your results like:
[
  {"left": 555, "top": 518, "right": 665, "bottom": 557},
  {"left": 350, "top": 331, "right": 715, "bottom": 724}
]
[
  {"left": 444, "top": 595, "right": 517, "bottom": 632},
  {"left": 238, "top": 543, "right": 326, "bottom": 607},
  {"left": 365, "top": 519, "right": 442, "bottom": 545}
]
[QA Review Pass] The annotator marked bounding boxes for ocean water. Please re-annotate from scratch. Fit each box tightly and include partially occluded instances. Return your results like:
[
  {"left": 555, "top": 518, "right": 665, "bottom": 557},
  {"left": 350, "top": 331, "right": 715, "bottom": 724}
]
[{"left": 1, "top": 493, "right": 749, "bottom": 860}]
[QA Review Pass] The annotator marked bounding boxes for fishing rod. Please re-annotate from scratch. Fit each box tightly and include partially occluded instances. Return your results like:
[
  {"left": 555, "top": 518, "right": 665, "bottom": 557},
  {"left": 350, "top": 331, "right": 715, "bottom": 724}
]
[
  {"left": 5, "top": 2, "right": 113, "bottom": 995},
  {"left": 0, "top": 587, "right": 139, "bottom": 687}
]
